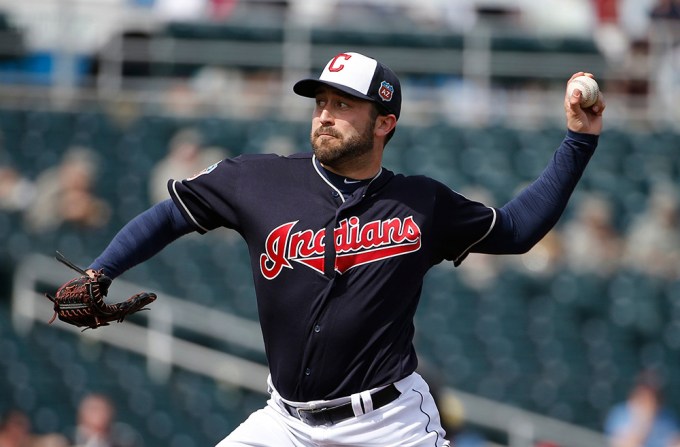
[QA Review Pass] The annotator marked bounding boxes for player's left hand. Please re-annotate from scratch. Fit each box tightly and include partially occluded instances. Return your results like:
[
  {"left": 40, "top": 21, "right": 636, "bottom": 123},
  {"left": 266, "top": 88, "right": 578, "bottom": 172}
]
[
  {"left": 45, "top": 252, "right": 157, "bottom": 330},
  {"left": 564, "top": 72, "right": 605, "bottom": 136}
]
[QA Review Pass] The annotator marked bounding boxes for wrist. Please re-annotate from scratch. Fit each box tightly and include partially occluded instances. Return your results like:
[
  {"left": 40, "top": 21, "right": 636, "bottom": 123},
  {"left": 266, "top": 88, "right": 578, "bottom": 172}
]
[{"left": 566, "top": 129, "right": 599, "bottom": 145}]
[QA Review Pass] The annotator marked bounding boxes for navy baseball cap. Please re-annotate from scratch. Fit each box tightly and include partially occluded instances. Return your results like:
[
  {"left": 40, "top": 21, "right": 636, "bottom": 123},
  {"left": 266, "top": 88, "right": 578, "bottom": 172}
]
[{"left": 294, "top": 52, "right": 402, "bottom": 119}]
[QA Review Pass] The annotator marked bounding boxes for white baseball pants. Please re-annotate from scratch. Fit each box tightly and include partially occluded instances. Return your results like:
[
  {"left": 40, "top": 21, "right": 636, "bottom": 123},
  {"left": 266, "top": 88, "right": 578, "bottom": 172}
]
[{"left": 216, "top": 372, "right": 450, "bottom": 447}]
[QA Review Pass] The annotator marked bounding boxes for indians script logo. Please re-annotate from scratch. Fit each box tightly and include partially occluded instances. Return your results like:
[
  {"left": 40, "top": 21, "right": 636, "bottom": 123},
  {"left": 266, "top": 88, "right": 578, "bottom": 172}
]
[{"left": 259, "top": 216, "right": 421, "bottom": 279}]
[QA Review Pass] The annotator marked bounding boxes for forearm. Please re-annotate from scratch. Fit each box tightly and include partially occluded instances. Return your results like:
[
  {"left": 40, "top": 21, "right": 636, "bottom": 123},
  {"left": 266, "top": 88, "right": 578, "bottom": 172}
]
[
  {"left": 475, "top": 130, "right": 598, "bottom": 254},
  {"left": 89, "top": 199, "right": 195, "bottom": 279}
]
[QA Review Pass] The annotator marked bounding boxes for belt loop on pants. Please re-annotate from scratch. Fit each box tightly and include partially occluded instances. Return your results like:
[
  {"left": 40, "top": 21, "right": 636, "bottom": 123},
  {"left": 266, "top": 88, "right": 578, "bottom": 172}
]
[{"left": 282, "top": 383, "right": 401, "bottom": 427}]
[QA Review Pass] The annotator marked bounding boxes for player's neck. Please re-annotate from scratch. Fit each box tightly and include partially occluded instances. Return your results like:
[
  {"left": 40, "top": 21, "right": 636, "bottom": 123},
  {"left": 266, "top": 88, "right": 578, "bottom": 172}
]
[
  {"left": 319, "top": 150, "right": 382, "bottom": 180},
  {"left": 317, "top": 163, "right": 374, "bottom": 198},
  {"left": 321, "top": 164, "right": 380, "bottom": 181}
]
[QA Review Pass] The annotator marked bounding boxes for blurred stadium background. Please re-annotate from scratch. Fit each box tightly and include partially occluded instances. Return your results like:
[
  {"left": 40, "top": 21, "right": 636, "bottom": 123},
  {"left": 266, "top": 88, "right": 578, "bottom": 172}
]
[{"left": 1, "top": 0, "right": 680, "bottom": 446}]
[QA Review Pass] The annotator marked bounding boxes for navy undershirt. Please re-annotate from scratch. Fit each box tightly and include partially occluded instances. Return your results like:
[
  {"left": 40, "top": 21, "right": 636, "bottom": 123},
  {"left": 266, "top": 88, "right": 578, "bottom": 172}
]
[
  {"left": 315, "top": 158, "right": 373, "bottom": 199},
  {"left": 89, "top": 199, "right": 193, "bottom": 278},
  {"left": 90, "top": 130, "right": 597, "bottom": 278}
]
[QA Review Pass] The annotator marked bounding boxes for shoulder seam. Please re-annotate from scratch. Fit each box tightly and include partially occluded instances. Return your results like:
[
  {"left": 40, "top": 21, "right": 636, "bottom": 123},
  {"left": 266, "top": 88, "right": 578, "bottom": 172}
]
[
  {"left": 171, "top": 180, "right": 210, "bottom": 233},
  {"left": 453, "top": 207, "right": 497, "bottom": 265}
]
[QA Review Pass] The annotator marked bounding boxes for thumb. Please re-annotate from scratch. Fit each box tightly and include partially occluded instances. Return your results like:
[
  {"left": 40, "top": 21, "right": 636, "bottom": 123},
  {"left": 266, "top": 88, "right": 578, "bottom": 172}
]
[
  {"left": 95, "top": 272, "right": 112, "bottom": 296},
  {"left": 569, "top": 88, "right": 582, "bottom": 108}
]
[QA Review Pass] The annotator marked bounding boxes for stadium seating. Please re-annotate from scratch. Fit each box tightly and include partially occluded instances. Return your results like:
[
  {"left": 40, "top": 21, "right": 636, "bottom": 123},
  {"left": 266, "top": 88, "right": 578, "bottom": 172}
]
[{"left": 0, "top": 299, "right": 266, "bottom": 446}]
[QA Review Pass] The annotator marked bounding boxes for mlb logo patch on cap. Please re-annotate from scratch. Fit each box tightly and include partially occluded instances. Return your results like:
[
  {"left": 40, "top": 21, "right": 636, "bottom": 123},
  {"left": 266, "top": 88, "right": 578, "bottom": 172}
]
[{"left": 294, "top": 52, "right": 402, "bottom": 119}]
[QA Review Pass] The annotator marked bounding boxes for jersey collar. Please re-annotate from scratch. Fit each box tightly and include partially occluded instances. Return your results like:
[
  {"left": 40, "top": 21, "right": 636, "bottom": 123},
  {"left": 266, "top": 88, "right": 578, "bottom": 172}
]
[{"left": 312, "top": 155, "right": 389, "bottom": 203}]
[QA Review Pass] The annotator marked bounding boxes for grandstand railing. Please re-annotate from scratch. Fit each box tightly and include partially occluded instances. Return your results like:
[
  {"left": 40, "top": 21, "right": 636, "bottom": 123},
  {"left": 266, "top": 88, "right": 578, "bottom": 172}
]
[
  {"left": 11, "top": 252, "right": 269, "bottom": 392},
  {"left": 12, "top": 253, "right": 608, "bottom": 447},
  {"left": 1, "top": 5, "right": 678, "bottom": 129}
]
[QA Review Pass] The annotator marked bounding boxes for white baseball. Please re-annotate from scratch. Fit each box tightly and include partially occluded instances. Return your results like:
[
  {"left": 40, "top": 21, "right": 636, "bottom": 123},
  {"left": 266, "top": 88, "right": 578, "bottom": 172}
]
[{"left": 567, "top": 75, "right": 599, "bottom": 108}]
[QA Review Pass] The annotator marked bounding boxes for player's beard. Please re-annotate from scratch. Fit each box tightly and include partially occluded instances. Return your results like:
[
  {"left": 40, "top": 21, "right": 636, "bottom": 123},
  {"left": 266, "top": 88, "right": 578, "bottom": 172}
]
[{"left": 311, "top": 124, "right": 375, "bottom": 170}]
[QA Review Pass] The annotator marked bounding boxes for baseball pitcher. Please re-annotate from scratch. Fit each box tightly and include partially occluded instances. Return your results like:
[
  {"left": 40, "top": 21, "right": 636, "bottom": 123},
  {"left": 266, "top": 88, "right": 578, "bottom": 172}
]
[{"left": 48, "top": 52, "right": 605, "bottom": 446}]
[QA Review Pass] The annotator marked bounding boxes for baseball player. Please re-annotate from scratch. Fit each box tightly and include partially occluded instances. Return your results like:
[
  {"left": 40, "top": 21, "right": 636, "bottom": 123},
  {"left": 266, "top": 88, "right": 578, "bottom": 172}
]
[{"left": 66, "top": 52, "right": 604, "bottom": 446}]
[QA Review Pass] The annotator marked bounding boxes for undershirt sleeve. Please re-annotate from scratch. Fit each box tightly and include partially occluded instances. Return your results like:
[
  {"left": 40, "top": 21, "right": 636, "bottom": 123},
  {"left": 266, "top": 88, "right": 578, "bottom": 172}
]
[
  {"left": 473, "top": 130, "right": 598, "bottom": 254},
  {"left": 89, "top": 199, "right": 195, "bottom": 279}
]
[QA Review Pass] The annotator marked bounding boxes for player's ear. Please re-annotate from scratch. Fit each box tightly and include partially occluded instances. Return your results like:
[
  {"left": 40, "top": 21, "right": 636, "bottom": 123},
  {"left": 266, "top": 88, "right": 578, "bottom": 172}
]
[{"left": 375, "top": 114, "right": 397, "bottom": 139}]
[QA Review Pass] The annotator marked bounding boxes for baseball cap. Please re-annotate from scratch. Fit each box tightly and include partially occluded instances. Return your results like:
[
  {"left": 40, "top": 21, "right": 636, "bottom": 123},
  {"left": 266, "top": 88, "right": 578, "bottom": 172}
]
[{"left": 294, "top": 52, "right": 401, "bottom": 119}]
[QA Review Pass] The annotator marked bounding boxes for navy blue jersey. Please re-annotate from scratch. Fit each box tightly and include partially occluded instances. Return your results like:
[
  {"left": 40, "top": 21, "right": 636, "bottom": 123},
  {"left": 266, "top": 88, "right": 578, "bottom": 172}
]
[{"left": 169, "top": 153, "right": 495, "bottom": 401}]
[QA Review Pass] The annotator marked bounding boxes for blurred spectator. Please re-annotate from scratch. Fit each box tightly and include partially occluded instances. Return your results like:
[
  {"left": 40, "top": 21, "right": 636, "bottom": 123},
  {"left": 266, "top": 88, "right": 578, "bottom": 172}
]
[
  {"left": 622, "top": 183, "right": 680, "bottom": 279},
  {"left": 32, "top": 435, "right": 70, "bottom": 447},
  {"left": 188, "top": 66, "right": 282, "bottom": 119},
  {"left": 560, "top": 193, "right": 623, "bottom": 276},
  {"left": 189, "top": 67, "right": 244, "bottom": 116},
  {"left": 208, "top": 0, "right": 239, "bottom": 20},
  {"left": 23, "top": 147, "right": 111, "bottom": 233},
  {"left": 288, "top": 0, "right": 335, "bottom": 24},
  {"left": 650, "top": 0, "right": 680, "bottom": 21},
  {"left": 404, "top": 0, "right": 477, "bottom": 32},
  {"left": 457, "top": 252, "right": 501, "bottom": 291},
  {"left": 594, "top": 0, "right": 619, "bottom": 23},
  {"left": 164, "top": 81, "right": 202, "bottom": 118},
  {"left": 0, "top": 167, "right": 35, "bottom": 212},
  {"left": 73, "top": 394, "right": 132, "bottom": 447},
  {"left": 0, "top": 409, "right": 67, "bottom": 447},
  {"left": 149, "top": 128, "right": 228, "bottom": 204},
  {"left": 153, "top": 0, "right": 207, "bottom": 21},
  {"left": 604, "top": 369, "right": 680, "bottom": 447},
  {"left": 618, "top": 37, "right": 652, "bottom": 104},
  {"left": 515, "top": 229, "right": 563, "bottom": 277},
  {"left": 619, "top": 0, "right": 658, "bottom": 41},
  {"left": 591, "top": 0, "right": 631, "bottom": 66},
  {"left": 615, "top": 0, "right": 656, "bottom": 104},
  {"left": 655, "top": 43, "right": 680, "bottom": 124},
  {"left": 649, "top": 0, "right": 680, "bottom": 124},
  {"left": 451, "top": 429, "right": 489, "bottom": 447},
  {"left": 520, "top": 1, "right": 595, "bottom": 36},
  {"left": 0, "top": 409, "right": 31, "bottom": 447}
]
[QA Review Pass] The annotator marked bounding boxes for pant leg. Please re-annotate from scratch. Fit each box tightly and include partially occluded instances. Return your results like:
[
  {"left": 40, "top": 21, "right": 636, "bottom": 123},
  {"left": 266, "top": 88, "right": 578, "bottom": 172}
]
[{"left": 216, "top": 401, "right": 308, "bottom": 447}]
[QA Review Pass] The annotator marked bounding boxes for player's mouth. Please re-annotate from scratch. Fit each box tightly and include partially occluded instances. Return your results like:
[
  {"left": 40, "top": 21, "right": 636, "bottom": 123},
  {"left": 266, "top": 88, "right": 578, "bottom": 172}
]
[
  {"left": 314, "top": 127, "right": 341, "bottom": 139},
  {"left": 317, "top": 134, "right": 337, "bottom": 143}
]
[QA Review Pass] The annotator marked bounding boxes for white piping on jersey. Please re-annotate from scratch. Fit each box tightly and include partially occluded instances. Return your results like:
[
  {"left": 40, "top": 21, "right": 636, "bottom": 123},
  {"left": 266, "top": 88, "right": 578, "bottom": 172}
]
[
  {"left": 171, "top": 179, "right": 210, "bottom": 233},
  {"left": 311, "top": 155, "right": 383, "bottom": 203},
  {"left": 453, "top": 206, "right": 497, "bottom": 265},
  {"left": 312, "top": 155, "right": 345, "bottom": 203},
  {"left": 364, "top": 166, "right": 383, "bottom": 195}
]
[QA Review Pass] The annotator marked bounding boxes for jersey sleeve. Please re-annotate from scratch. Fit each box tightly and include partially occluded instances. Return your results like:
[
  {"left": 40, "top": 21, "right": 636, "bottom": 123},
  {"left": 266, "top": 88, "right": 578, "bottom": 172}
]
[
  {"left": 168, "top": 158, "right": 241, "bottom": 233},
  {"left": 432, "top": 181, "right": 497, "bottom": 266},
  {"left": 474, "top": 130, "right": 598, "bottom": 255}
]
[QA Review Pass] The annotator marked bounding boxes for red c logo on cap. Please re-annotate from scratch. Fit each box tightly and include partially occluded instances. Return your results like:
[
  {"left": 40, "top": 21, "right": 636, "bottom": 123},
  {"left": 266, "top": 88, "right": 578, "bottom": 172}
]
[{"left": 328, "top": 53, "right": 352, "bottom": 72}]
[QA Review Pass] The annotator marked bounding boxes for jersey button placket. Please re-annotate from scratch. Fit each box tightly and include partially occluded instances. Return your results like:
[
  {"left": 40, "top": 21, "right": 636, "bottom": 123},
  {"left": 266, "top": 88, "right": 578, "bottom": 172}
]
[{"left": 314, "top": 324, "right": 321, "bottom": 333}]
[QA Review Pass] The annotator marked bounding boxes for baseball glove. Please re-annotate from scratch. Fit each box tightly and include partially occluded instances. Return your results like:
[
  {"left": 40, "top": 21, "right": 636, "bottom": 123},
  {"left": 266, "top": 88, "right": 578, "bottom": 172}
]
[{"left": 45, "top": 251, "right": 157, "bottom": 330}]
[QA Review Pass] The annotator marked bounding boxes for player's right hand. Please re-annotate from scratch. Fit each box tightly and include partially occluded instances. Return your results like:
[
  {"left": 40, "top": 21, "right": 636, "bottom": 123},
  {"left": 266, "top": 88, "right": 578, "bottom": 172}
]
[{"left": 564, "top": 72, "right": 605, "bottom": 136}]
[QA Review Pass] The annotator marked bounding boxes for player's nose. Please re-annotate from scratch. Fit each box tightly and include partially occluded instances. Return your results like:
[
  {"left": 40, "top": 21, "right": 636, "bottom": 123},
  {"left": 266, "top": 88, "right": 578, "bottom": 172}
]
[{"left": 319, "top": 108, "right": 334, "bottom": 124}]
